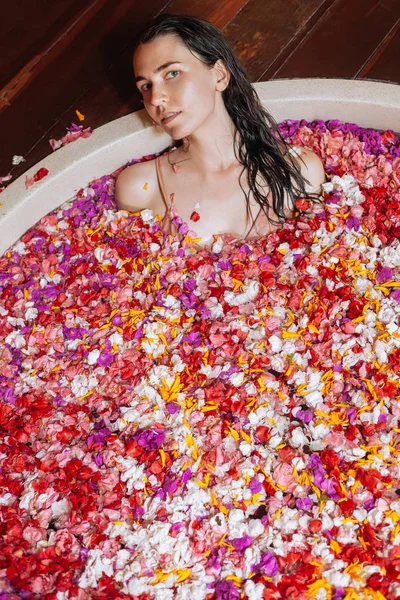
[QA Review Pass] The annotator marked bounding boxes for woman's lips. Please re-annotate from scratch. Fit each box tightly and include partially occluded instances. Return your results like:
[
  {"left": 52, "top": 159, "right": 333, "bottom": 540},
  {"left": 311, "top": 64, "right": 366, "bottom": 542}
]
[{"left": 161, "top": 112, "right": 181, "bottom": 125}]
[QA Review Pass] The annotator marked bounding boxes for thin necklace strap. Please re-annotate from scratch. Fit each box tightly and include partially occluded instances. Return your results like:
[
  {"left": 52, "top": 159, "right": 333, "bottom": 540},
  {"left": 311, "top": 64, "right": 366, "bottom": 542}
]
[
  {"left": 245, "top": 207, "right": 262, "bottom": 238},
  {"left": 155, "top": 156, "right": 171, "bottom": 210}
]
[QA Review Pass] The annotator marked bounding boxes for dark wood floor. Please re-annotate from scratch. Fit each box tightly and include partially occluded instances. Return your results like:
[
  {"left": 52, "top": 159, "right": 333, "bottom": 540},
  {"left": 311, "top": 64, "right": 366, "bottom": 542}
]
[{"left": 1, "top": 0, "right": 399, "bottom": 182}]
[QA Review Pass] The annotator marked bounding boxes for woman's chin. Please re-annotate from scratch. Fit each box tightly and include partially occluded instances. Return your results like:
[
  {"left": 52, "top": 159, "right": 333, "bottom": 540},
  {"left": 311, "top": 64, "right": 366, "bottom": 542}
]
[
  {"left": 162, "top": 118, "right": 196, "bottom": 141},
  {"left": 164, "top": 125, "right": 191, "bottom": 140}
]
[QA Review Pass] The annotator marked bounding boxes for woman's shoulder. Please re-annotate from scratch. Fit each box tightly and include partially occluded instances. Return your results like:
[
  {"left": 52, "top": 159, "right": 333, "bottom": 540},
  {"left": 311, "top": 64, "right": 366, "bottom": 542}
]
[
  {"left": 115, "top": 158, "right": 160, "bottom": 212},
  {"left": 289, "top": 145, "right": 326, "bottom": 194}
]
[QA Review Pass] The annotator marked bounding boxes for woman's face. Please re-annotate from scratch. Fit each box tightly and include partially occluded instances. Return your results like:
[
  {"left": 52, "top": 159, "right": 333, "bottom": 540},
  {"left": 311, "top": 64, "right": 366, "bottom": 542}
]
[{"left": 133, "top": 34, "right": 226, "bottom": 139}]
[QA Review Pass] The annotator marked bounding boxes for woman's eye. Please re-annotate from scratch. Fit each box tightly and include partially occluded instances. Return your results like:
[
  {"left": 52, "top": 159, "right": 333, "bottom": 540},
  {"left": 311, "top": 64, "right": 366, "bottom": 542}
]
[
  {"left": 139, "top": 71, "right": 178, "bottom": 93},
  {"left": 166, "top": 70, "right": 179, "bottom": 79}
]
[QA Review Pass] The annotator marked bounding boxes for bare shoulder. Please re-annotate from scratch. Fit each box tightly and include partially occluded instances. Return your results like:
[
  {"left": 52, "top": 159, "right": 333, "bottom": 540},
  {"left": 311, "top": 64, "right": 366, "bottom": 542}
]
[
  {"left": 293, "top": 146, "right": 326, "bottom": 195},
  {"left": 115, "top": 158, "right": 159, "bottom": 212}
]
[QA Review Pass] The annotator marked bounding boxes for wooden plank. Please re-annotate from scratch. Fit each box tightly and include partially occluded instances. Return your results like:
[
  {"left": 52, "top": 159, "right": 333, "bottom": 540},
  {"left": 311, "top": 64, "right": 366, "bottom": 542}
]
[
  {"left": 163, "top": 0, "right": 250, "bottom": 29},
  {"left": 259, "top": 0, "right": 336, "bottom": 81},
  {"left": 0, "top": 1, "right": 109, "bottom": 108},
  {"left": 0, "top": 0, "right": 168, "bottom": 176},
  {"left": 0, "top": 0, "right": 85, "bottom": 90},
  {"left": 357, "top": 20, "right": 400, "bottom": 84},
  {"left": 222, "top": 0, "right": 325, "bottom": 82},
  {"left": 273, "top": 0, "right": 400, "bottom": 79}
]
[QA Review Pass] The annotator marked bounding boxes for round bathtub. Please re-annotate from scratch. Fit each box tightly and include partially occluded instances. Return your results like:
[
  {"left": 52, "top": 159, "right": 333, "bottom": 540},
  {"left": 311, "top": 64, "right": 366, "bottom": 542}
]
[
  {"left": 1, "top": 78, "right": 399, "bottom": 257},
  {"left": 1, "top": 77, "right": 400, "bottom": 596}
]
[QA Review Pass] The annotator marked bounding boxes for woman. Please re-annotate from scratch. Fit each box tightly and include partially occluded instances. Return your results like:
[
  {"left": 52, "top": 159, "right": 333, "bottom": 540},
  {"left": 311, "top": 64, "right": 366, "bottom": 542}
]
[{"left": 115, "top": 14, "right": 325, "bottom": 246}]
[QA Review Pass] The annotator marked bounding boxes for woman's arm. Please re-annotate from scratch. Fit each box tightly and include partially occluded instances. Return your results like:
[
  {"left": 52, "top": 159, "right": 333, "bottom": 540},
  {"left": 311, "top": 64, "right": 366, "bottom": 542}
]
[{"left": 295, "top": 147, "right": 326, "bottom": 195}]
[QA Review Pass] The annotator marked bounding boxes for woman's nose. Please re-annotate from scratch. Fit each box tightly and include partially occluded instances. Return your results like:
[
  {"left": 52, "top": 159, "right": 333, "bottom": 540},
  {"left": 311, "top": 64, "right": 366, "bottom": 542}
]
[{"left": 149, "top": 84, "right": 168, "bottom": 107}]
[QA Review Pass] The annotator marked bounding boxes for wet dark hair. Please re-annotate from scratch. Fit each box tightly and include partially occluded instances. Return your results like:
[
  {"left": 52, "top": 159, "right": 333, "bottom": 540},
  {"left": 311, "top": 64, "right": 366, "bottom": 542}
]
[{"left": 135, "top": 14, "right": 318, "bottom": 227}]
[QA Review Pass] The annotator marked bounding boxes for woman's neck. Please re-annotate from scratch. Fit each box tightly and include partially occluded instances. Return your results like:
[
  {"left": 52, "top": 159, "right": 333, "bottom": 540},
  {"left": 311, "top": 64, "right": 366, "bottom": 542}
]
[{"left": 182, "top": 102, "right": 239, "bottom": 174}]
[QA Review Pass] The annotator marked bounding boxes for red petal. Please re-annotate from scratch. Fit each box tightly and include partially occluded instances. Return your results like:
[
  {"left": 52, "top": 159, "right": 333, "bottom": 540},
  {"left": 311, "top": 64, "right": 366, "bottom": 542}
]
[{"left": 34, "top": 167, "right": 49, "bottom": 182}]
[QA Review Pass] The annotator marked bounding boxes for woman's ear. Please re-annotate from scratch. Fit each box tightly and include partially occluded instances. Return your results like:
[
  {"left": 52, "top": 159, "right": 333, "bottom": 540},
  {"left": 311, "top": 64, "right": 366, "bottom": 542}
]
[{"left": 214, "top": 59, "right": 230, "bottom": 92}]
